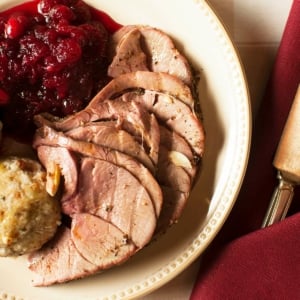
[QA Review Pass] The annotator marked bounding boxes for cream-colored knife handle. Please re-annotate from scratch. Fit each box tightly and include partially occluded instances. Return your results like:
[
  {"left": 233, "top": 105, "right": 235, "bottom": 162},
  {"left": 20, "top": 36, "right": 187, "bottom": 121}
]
[
  {"left": 262, "top": 172, "right": 294, "bottom": 227},
  {"left": 273, "top": 85, "right": 300, "bottom": 183},
  {"left": 262, "top": 84, "right": 300, "bottom": 228}
]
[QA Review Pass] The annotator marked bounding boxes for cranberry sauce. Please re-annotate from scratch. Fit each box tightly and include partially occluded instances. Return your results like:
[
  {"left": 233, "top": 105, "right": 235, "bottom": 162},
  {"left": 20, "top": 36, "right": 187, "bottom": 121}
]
[{"left": 0, "top": 0, "right": 122, "bottom": 140}]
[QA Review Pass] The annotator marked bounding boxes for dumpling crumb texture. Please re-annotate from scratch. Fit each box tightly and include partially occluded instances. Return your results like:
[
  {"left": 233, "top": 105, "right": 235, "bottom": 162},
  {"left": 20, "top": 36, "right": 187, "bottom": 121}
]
[{"left": 0, "top": 157, "right": 61, "bottom": 256}]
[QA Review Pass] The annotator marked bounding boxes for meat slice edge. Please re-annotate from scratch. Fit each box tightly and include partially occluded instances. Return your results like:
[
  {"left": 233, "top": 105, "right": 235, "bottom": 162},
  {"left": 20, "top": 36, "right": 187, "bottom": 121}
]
[
  {"left": 156, "top": 186, "right": 189, "bottom": 234},
  {"left": 88, "top": 71, "right": 195, "bottom": 109}
]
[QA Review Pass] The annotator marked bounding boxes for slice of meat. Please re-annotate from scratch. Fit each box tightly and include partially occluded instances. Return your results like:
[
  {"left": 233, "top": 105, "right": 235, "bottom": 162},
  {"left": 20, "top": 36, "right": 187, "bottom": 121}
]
[
  {"left": 156, "top": 186, "right": 189, "bottom": 234},
  {"left": 119, "top": 90, "right": 205, "bottom": 158},
  {"left": 108, "top": 25, "right": 137, "bottom": 60},
  {"left": 71, "top": 213, "right": 137, "bottom": 268},
  {"left": 109, "top": 25, "right": 194, "bottom": 87},
  {"left": 154, "top": 144, "right": 192, "bottom": 233},
  {"left": 34, "top": 126, "right": 163, "bottom": 218},
  {"left": 138, "top": 26, "right": 194, "bottom": 86},
  {"left": 65, "top": 121, "right": 155, "bottom": 173},
  {"left": 108, "top": 28, "right": 149, "bottom": 77},
  {"left": 36, "top": 145, "right": 78, "bottom": 202},
  {"left": 29, "top": 215, "right": 137, "bottom": 286},
  {"left": 88, "top": 71, "right": 195, "bottom": 109},
  {"left": 34, "top": 99, "right": 160, "bottom": 165},
  {"left": 69, "top": 158, "right": 157, "bottom": 248},
  {"left": 28, "top": 226, "right": 99, "bottom": 286}
]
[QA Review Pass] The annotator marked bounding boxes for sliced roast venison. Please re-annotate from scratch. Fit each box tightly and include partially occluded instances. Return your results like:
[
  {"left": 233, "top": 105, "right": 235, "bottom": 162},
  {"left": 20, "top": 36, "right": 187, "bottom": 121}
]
[
  {"left": 34, "top": 99, "right": 160, "bottom": 165},
  {"left": 34, "top": 126, "right": 163, "bottom": 218},
  {"left": 154, "top": 145, "right": 192, "bottom": 233},
  {"left": 29, "top": 216, "right": 137, "bottom": 286},
  {"left": 70, "top": 158, "right": 157, "bottom": 248},
  {"left": 65, "top": 121, "right": 155, "bottom": 173},
  {"left": 71, "top": 213, "right": 137, "bottom": 267},
  {"left": 108, "top": 25, "right": 137, "bottom": 59},
  {"left": 118, "top": 89, "right": 205, "bottom": 158},
  {"left": 109, "top": 26, "right": 194, "bottom": 87},
  {"left": 29, "top": 23, "right": 206, "bottom": 286},
  {"left": 88, "top": 71, "right": 195, "bottom": 109}
]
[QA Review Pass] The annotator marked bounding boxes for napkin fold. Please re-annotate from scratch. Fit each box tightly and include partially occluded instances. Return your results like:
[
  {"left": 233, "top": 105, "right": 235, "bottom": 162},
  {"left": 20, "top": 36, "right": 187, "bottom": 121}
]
[{"left": 191, "top": 0, "right": 300, "bottom": 298}]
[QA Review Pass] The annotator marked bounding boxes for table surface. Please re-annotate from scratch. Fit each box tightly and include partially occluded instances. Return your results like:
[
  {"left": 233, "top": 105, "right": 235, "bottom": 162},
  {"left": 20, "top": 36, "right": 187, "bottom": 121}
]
[{"left": 142, "top": 0, "right": 293, "bottom": 299}]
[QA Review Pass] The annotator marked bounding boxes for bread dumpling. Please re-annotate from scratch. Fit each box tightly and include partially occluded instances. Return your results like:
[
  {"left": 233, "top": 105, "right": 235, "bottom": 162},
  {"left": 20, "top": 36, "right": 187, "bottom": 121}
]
[{"left": 0, "top": 156, "right": 61, "bottom": 256}]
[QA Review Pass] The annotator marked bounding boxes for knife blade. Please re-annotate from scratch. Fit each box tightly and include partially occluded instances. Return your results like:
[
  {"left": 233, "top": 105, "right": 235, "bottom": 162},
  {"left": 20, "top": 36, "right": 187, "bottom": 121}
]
[{"left": 262, "top": 84, "right": 300, "bottom": 227}]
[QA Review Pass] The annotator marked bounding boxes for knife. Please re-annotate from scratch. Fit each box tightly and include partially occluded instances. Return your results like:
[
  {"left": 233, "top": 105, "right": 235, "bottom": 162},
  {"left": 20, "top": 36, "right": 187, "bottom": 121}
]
[{"left": 262, "top": 84, "right": 300, "bottom": 227}]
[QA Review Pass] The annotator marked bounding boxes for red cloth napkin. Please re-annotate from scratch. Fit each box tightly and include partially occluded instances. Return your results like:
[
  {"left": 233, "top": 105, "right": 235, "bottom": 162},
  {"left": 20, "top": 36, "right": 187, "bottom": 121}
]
[{"left": 190, "top": 0, "right": 300, "bottom": 298}]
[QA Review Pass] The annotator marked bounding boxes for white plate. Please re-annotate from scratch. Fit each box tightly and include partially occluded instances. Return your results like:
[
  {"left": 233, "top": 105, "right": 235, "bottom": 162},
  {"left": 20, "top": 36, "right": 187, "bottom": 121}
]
[{"left": 0, "top": 0, "right": 251, "bottom": 299}]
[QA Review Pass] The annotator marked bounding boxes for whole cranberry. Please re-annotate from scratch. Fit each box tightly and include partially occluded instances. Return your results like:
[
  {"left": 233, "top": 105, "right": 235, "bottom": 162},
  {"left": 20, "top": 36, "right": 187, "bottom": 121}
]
[
  {"left": 5, "top": 13, "right": 30, "bottom": 39},
  {"left": 49, "top": 5, "right": 75, "bottom": 23}
]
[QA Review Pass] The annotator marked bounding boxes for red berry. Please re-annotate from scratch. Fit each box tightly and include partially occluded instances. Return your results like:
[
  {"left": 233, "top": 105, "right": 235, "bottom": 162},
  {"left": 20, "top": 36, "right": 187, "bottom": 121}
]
[
  {"left": 49, "top": 5, "right": 75, "bottom": 23},
  {"left": 5, "top": 14, "right": 30, "bottom": 39}
]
